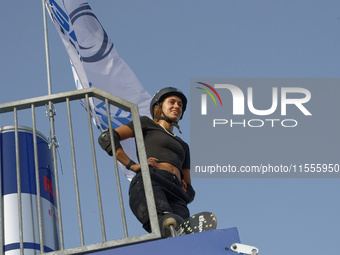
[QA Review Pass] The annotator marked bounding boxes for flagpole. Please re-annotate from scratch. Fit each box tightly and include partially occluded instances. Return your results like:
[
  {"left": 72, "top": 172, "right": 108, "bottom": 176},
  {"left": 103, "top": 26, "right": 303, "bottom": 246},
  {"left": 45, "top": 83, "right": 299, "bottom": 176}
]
[
  {"left": 42, "top": 0, "right": 52, "bottom": 95},
  {"left": 42, "top": 0, "right": 65, "bottom": 250}
]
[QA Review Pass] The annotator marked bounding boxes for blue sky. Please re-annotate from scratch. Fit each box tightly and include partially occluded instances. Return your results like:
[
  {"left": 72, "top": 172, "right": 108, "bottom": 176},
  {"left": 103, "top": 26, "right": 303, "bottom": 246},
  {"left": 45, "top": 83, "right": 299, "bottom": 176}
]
[{"left": 1, "top": 1, "right": 340, "bottom": 254}]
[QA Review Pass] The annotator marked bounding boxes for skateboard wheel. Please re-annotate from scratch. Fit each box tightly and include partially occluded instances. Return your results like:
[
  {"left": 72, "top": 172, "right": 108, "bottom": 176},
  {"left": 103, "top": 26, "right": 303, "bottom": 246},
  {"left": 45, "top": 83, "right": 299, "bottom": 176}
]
[{"left": 164, "top": 217, "right": 178, "bottom": 229}]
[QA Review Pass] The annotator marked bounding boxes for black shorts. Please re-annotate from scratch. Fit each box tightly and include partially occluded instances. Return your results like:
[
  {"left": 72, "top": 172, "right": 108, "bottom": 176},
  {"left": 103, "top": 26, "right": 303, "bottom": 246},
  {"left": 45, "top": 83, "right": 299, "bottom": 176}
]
[{"left": 129, "top": 167, "right": 190, "bottom": 232}]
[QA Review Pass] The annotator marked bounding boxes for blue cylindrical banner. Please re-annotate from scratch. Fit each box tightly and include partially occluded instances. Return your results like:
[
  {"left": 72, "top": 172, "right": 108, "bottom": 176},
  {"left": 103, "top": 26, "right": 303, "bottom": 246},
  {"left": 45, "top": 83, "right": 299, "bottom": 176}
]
[{"left": 0, "top": 126, "right": 59, "bottom": 254}]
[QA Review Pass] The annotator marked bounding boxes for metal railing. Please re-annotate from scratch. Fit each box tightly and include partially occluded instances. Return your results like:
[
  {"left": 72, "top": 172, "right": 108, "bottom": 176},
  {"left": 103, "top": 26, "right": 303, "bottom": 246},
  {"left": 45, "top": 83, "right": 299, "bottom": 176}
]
[{"left": 0, "top": 87, "right": 161, "bottom": 255}]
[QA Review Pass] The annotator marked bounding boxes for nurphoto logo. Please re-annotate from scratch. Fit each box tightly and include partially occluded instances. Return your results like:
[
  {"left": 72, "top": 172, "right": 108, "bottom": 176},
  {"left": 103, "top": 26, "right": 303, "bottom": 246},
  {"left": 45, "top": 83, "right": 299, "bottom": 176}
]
[
  {"left": 196, "top": 82, "right": 223, "bottom": 115},
  {"left": 195, "top": 81, "right": 312, "bottom": 128},
  {"left": 191, "top": 78, "right": 340, "bottom": 178}
]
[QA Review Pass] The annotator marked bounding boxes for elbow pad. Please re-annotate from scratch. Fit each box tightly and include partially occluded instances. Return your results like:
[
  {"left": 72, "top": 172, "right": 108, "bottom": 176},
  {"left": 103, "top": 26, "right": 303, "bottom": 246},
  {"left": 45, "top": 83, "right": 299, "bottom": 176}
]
[
  {"left": 186, "top": 183, "right": 195, "bottom": 203},
  {"left": 98, "top": 129, "right": 122, "bottom": 156}
]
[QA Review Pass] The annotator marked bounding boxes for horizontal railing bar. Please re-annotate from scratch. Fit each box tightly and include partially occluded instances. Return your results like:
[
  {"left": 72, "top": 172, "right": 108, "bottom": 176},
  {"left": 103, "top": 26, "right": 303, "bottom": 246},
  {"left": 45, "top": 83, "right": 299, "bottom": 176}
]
[
  {"left": 44, "top": 232, "right": 161, "bottom": 255},
  {"left": 0, "top": 88, "right": 135, "bottom": 114}
]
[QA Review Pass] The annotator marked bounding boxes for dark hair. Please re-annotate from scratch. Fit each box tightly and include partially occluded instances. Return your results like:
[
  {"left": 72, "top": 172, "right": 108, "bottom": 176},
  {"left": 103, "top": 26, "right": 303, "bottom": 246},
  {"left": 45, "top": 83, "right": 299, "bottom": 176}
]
[{"left": 153, "top": 102, "right": 163, "bottom": 122}]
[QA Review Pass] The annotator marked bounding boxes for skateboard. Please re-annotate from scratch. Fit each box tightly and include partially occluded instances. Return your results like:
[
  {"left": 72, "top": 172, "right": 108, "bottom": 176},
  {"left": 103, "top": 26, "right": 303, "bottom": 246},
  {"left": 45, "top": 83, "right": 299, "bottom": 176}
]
[{"left": 163, "top": 211, "right": 217, "bottom": 237}]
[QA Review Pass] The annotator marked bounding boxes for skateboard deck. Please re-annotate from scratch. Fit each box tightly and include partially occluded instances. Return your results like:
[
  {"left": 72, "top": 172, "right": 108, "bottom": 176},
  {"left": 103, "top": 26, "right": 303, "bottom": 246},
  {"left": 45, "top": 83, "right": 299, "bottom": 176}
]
[{"left": 175, "top": 211, "right": 217, "bottom": 236}]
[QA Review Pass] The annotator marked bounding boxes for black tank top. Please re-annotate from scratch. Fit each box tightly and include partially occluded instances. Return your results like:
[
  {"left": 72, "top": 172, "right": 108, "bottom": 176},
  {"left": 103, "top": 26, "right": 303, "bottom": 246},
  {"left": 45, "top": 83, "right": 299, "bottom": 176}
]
[{"left": 126, "top": 116, "right": 190, "bottom": 173}]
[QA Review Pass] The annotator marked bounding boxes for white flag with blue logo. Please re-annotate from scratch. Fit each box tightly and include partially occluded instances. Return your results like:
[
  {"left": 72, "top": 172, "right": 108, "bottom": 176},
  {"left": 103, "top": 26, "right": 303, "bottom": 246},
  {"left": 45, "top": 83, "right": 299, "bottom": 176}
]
[{"left": 45, "top": 0, "right": 151, "bottom": 180}]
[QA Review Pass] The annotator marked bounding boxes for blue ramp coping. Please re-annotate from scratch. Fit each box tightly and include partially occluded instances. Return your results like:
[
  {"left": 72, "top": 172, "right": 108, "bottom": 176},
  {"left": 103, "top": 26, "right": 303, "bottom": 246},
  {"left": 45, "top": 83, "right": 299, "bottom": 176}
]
[{"left": 92, "top": 227, "right": 240, "bottom": 255}]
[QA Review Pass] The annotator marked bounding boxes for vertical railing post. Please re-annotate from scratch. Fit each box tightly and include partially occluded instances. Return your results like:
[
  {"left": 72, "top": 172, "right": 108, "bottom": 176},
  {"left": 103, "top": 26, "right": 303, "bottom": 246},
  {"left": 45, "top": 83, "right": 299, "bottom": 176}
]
[
  {"left": 85, "top": 94, "right": 106, "bottom": 242},
  {"left": 0, "top": 122, "right": 3, "bottom": 254},
  {"left": 47, "top": 102, "right": 64, "bottom": 250},
  {"left": 105, "top": 99, "right": 129, "bottom": 237},
  {"left": 14, "top": 108, "right": 24, "bottom": 255},
  {"left": 130, "top": 105, "right": 161, "bottom": 237},
  {"left": 32, "top": 104, "right": 45, "bottom": 254},
  {"left": 66, "top": 98, "right": 85, "bottom": 246}
]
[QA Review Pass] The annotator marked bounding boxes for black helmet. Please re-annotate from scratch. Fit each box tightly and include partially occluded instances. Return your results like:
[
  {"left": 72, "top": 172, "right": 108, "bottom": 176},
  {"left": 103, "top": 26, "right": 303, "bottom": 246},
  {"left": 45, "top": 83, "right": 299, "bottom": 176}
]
[{"left": 150, "top": 87, "right": 187, "bottom": 120}]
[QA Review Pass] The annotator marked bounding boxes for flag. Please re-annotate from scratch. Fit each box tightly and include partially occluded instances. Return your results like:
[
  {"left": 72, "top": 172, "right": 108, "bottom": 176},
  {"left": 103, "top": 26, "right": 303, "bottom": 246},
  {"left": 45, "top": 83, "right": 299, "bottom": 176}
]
[{"left": 45, "top": 0, "right": 151, "bottom": 180}]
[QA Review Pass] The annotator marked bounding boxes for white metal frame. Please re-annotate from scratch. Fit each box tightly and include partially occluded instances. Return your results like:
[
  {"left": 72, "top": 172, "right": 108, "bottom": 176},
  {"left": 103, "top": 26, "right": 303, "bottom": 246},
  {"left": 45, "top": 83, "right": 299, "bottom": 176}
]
[{"left": 0, "top": 88, "right": 161, "bottom": 255}]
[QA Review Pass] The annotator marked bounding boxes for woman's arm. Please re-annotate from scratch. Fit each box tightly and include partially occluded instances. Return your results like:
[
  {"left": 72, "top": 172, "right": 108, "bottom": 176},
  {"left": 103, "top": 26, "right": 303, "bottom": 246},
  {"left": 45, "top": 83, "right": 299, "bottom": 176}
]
[
  {"left": 182, "top": 168, "right": 195, "bottom": 203},
  {"left": 115, "top": 125, "right": 135, "bottom": 140},
  {"left": 99, "top": 124, "right": 160, "bottom": 173},
  {"left": 114, "top": 125, "right": 141, "bottom": 172},
  {"left": 182, "top": 168, "right": 191, "bottom": 185}
]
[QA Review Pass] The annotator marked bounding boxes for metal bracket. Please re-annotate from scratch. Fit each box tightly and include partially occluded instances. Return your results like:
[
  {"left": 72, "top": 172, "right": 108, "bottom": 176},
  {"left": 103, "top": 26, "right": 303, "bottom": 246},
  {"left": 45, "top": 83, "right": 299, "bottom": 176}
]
[
  {"left": 48, "top": 136, "right": 60, "bottom": 149},
  {"left": 45, "top": 104, "right": 59, "bottom": 149},
  {"left": 230, "top": 243, "right": 259, "bottom": 255},
  {"left": 46, "top": 104, "right": 57, "bottom": 117}
]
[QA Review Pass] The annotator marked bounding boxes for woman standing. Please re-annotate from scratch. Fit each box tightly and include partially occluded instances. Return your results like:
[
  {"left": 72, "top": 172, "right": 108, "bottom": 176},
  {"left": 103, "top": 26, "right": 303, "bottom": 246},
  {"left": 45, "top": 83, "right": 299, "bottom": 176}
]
[{"left": 99, "top": 87, "right": 195, "bottom": 237}]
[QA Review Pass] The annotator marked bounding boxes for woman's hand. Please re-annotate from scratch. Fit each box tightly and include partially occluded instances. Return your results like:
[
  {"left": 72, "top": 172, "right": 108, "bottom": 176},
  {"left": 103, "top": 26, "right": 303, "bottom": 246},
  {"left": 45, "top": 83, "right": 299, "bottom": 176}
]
[
  {"left": 129, "top": 157, "right": 159, "bottom": 173},
  {"left": 147, "top": 157, "right": 159, "bottom": 169},
  {"left": 129, "top": 163, "right": 141, "bottom": 173},
  {"left": 181, "top": 180, "right": 187, "bottom": 193}
]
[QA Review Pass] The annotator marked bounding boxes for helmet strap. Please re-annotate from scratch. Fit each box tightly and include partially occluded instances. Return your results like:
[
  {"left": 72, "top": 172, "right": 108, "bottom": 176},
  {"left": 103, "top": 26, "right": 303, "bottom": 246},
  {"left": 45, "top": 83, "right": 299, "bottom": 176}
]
[{"left": 154, "top": 102, "right": 182, "bottom": 134}]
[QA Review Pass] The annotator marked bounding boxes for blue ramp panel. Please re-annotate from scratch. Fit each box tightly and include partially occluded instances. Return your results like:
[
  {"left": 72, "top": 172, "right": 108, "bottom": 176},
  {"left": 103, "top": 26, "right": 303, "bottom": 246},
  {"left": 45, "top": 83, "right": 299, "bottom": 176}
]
[{"left": 93, "top": 228, "right": 240, "bottom": 255}]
